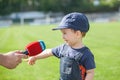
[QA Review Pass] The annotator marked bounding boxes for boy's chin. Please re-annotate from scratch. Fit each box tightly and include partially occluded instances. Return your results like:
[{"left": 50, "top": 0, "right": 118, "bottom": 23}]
[{"left": 65, "top": 42, "right": 70, "bottom": 46}]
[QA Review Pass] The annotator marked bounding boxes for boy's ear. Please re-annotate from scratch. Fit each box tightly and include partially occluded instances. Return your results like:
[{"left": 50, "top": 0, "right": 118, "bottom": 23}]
[{"left": 76, "top": 31, "right": 82, "bottom": 37}]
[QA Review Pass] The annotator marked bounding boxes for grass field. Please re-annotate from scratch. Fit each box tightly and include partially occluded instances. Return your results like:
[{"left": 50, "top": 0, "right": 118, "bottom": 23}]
[{"left": 0, "top": 22, "right": 120, "bottom": 80}]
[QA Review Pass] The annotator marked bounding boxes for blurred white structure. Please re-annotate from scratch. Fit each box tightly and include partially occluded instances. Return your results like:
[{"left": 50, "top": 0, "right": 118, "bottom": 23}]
[
  {"left": 9, "top": 11, "right": 63, "bottom": 25},
  {"left": 0, "top": 11, "right": 120, "bottom": 27},
  {"left": 93, "top": 0, "right": 100, "bottom": 6},
  {"left": 86, "top": 12, "right": 120, "bottom": 22}
]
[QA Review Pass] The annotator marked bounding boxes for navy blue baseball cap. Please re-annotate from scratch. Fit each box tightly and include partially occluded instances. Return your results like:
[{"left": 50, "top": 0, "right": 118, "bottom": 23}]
[{"left": 52, "top": 12, "right": 89, "bottom": 32}]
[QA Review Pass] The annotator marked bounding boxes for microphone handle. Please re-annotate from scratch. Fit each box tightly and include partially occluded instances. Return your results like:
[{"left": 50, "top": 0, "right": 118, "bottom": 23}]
[{"left": 22, "top": 50, "right": 29, "bottom": 55}]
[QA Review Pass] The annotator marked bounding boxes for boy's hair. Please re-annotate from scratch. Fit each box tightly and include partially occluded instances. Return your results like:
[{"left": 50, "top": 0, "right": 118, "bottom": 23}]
[
  {"left": 81, "top": 32, "right": 86, "bottom": 37},
  {"left": 52, "top": 12, "right": 90, "bottom": 33},
  {"left": 72, "top": 29, "right": 86, "bottom": 37}
]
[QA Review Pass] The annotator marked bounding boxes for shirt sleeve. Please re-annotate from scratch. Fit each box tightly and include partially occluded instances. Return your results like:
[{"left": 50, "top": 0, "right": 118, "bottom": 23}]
[
  {"left": 52, "top": 44, "right": 65, "bottom": 58},
  {"left": 80, "top": 49, "right": 96, "bottom": 70}
]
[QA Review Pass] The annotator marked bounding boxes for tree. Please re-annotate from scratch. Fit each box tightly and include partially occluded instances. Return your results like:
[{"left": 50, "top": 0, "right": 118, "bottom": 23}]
[{"left": 0, "top": 0, "right": 120, "bottom": 15}]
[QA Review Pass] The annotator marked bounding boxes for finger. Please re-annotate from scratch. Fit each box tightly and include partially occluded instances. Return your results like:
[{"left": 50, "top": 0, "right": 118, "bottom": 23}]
[
  {"left": 31, "top": 62, "right": 35, "bottom": 65},
  {"left": 15, "top": 53, "right": 28, "bottom": 59},
  {"left": 17, "top": 52, "right": 28, "bottom": 59},
  {"left": 24, "top": 59, "right": 29, "bottom": 62},
  {"left": 28, "top": 61, "right": 32, "bottom": 65},
  {"left": 29, "top": 61, "right": 35, "bottom": 65},
  {"left": 22, "top": 55, "right": 28, "bottom": 59},
  {"left": 17, "top": 50, "right": 24, "bottom": 54}
]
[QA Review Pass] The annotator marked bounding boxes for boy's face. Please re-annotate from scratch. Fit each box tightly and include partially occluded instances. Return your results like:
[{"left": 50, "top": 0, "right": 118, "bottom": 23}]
[{"left": 60, "top": 28, "right": 82, "bottom": 47}]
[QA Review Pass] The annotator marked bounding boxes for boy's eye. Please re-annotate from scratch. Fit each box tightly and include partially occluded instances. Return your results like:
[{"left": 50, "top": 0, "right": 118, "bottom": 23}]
[{"left": 63, "top": 32, "right": 66, "bottom": 34}]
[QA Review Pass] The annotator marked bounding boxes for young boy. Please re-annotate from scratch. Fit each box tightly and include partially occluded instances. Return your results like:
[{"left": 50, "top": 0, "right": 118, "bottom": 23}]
[{"left": 27, "top": 12, "right": 96, "bottom": 80}]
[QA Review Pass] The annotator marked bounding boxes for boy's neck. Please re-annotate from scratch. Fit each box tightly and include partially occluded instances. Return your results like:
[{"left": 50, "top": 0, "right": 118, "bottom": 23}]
[{"left": 70, "top": 42, "right": 84, "bottom": 49}]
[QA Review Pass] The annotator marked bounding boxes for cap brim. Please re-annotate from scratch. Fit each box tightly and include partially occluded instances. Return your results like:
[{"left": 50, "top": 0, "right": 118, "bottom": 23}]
[{"left": 52, "top": 27, "right": 67, "bottom": 30}]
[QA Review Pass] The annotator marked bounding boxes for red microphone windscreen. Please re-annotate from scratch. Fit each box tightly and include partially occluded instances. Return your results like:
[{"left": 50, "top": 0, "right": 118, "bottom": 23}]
[{"left": 23, "top": 40, "right": 46, "bottom": 56}]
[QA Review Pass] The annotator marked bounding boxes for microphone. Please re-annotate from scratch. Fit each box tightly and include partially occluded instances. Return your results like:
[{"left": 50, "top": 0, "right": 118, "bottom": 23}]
[{"left": 22, "top": 40, "right": 46, "bottom": 56}]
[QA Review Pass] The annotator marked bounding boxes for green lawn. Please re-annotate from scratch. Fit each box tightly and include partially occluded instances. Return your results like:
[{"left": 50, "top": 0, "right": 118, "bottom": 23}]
[{"left": 0, "top": 22, "right": 120, "bottom": 80}]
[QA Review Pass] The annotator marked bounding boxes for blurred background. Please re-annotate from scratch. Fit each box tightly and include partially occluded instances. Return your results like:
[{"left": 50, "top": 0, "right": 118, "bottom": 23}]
[
  {"left": 0, "top": 0, "right": 120, "bottom": 80},
  {"left": 0, "top": 0, "right": 120, "bottom": 26}
]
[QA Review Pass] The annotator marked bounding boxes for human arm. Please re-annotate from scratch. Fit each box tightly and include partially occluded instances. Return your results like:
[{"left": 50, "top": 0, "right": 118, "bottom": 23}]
[
  {"left": 0, "top": 51, "right": 27, "bottom": 69},
  {"left": 27, "top": 49, "right": 53, "bottom": 65},
  {"left": 85, "top": 69, "right": 95, "bottom": 80}
]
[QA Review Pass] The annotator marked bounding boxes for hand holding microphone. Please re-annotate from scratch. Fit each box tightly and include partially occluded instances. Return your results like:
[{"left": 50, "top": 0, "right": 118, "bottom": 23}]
[{"left": 22, "top": 40, "right": 46, "bottom": 56}]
